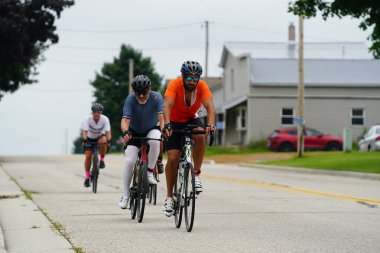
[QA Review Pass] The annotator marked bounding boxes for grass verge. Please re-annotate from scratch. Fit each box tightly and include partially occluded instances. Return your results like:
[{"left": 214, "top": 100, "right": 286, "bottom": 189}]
[{"left": 261, "top": 151, "right": 380, "bottom": 174}]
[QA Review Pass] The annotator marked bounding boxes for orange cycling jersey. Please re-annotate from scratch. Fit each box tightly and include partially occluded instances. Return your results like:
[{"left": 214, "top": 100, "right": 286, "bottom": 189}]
[{"left": 164, "top": 78, "right": 212, "bottom": 123}]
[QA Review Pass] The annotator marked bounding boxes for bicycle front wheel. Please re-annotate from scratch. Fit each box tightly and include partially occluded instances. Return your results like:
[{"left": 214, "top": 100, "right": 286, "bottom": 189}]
[
  {"left": 91, "top": 153, "right": 99, "bottom": 194},
  {"left": 130, "top": 165, "right": 139, "bottom": 219},
  {"left": 174, "top": 166, "right": 183, "bottom": 228},
  {"left": 137, "top": 162, "right": 148, "bottom": 223},
  {"left": 184, "top": 163, "right": 196, "bottom": 232}
]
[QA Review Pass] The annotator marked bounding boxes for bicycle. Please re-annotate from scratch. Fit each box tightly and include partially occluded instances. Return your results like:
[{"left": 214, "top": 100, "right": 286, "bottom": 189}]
[
  {"left": 172, "top": 124, "right": 214, "bottom": 232},
  {"left": 128, "top": 136, "right": 162, "bottom": 223},
  {"left": 85, "top": 142, "right": 108, "bottom": 194}
]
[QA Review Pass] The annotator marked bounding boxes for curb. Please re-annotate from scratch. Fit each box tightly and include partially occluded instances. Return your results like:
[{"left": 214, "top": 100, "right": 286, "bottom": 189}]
[
  {"left": 0, "top": 166, "right": 73, "bottom": 253},
  {"left": 0, "top": 223, "right": 5, "bottom": 253},
  {"left": 238, "top": 163, "right": 380, "bottom": 181}
]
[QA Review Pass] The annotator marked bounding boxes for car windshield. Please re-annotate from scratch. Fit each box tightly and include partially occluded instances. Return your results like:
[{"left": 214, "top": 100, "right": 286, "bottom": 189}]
[{"left": 305, "top": 129, "right": 322, "bottom": 136}]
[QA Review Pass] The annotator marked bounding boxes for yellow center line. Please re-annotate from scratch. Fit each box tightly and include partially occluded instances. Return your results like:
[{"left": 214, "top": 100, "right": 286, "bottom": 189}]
[{"left": 203, "top": 174, "right": 380, "bottom": 205}]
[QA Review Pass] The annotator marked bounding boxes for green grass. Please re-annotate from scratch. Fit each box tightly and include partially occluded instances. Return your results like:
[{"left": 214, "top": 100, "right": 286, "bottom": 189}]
[
  {"left": 262, "top": 151, "right": 380, "bottom": 174},
  {"left": 205, "top": 140, "right": 268, "bottom": 155}
]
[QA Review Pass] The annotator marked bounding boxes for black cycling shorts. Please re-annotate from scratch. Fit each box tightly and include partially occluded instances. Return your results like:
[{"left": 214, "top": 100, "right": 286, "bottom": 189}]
[
  {"left": 83, "top": 135, "right": 106, "bottom": 151},
  {"left": 165, "top": 118, "right": 205, "bottom": 151}
]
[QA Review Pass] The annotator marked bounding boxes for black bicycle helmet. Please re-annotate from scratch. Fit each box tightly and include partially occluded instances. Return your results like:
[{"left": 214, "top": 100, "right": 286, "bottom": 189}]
[
  {"left": 131, "top": 75, "right": 151, "bottom": 93},
  {"left": 181, "top": 61, "right": 203, "bottom": 76},
  {"left": 91, "top": 102, "right": 103, "bottom": 112}
]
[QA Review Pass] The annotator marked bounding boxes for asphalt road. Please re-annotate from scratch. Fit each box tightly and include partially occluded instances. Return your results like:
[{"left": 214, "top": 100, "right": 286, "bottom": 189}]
[{"left": 1, "top": 154, "right": 380, "bottom": 253}]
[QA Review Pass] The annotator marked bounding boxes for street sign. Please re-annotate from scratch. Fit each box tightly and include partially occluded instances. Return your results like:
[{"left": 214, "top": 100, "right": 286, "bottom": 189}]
[{"left": 293, "top": 117, "right": 305, "bottom": 125}]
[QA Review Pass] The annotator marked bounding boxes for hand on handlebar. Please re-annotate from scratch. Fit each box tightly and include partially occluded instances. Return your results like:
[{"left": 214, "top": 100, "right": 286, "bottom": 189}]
[
  {"left": 122, "top": 130, "right": 132, "bottom": 142},
  {"left": 205, "top": 124, "right": 216, "bottom": 136},
  {"left": 161, "top": 123, "right": 172, "bottom": 138}
]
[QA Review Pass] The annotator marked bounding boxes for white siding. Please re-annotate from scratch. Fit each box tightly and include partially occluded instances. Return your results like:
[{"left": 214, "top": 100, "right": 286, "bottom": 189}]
[
  {"left": 222, "top": 52, "right": 250, "bottom": 101},
  {"left": 249, "top": 96, "right": 380, "bottom": 141}
]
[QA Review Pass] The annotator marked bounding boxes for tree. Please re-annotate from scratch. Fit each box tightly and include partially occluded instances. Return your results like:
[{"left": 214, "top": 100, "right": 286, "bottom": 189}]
[
  {"left": 0, "top": 0, "right": 74, "bottom": 100},
  {"left": 72, "top": 44, "right": 162, "bottom": 152},
  {"left": 288, "top": 0, "right": 380, "bottom": 58},
  {"left": 72, "top": 131, "right": 83, "bottom": 154}
]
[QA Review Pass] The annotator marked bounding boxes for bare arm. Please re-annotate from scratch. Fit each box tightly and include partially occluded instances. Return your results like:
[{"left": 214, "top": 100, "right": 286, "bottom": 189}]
[
  {"left": 158, "top": 114, "right": 164, "bottom": 131},
  {"left": 121, "top": 117, "right": 131, "bottom": 133},
  {"left": 105, "top": 131, "right": 112, "bottom": 142},
  {"left": 82, "top": 130, "right": 88, "bottom": 140},
  {"left": 121, "top": 118, "right": 131, "bottom": 142},
  {"left": 163, "top": 97, "right": 174, "bottom": 124},
  {"left": 202, "top": 98, "right": 216, "bottom": 135},
  {"left": 162, "top": 97, "right": 175, "bottom": 137}
]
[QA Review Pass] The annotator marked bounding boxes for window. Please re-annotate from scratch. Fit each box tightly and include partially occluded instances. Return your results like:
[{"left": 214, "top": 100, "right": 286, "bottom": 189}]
[
  {"left": 281, "top": 108, "right": 294, "bottom": 125},
  {"left": 351, "top": 108, "right": 364, "bottom": 125},
  {"left": 230, "top": 68, "right": 234, "bottom": 91},
  {"left": 236, "top": 106, "right": 246, "bottom": 130},
  {"left": 286, "top": 129, "right": 297, "bottom": 135},
  {"left": 305, "top": 129, "right": 322, "bottom": 136}
]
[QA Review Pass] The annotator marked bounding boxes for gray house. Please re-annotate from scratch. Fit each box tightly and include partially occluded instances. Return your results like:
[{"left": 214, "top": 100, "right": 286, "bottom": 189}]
[{"left": 213, "top": 40, "right": 380, "bottom": 146}]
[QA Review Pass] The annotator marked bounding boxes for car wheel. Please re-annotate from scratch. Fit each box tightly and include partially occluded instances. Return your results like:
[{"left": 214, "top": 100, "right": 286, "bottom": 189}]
[
  {"left": 279, "top": 142, "right": 294, "bottom": 152},
  {"left": 326, "top": 141, "right": 341, "bottom": 151}
]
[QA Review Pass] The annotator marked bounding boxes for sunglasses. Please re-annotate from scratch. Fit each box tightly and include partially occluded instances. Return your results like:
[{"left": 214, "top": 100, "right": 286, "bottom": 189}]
[
  {"left": 135, "top": 90, "right": 149, "bottom": 96},
  {"left": 185, "top": 76, "right": 200, "bottom": 82}
]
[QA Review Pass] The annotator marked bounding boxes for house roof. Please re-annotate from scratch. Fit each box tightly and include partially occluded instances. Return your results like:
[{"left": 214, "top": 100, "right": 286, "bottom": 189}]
[
  {"left": 205, "top": 77, "right": 222, "bottom": 91},
  {"left": 220, "top": 41, "right": 372, "bottom": 68},
  {"left": 215, "top": 95, "right": 247, "bottom": 114},
  {"left": 250, "top": 58, "right": 380, "bottom": 86}
]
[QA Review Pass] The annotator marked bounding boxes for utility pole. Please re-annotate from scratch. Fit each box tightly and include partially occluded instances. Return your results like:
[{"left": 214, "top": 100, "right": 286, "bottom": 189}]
[
  {"left": 128, "top": 59, "right": 134, "bottom": 94},
  {"left": 297, "top": 16, "right": 305, "bottom": 157},
  {"left": 204, "top": 20, "right": 209, "bottom": 80},
  {"left": 65, "top": 129, "right": 68, "bottom": 154}
]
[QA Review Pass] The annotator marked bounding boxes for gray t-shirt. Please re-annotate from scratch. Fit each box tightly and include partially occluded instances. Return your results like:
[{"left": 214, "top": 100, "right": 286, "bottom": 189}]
[{"left": 122, "top": 91, "right": 163, "bottom": 134}]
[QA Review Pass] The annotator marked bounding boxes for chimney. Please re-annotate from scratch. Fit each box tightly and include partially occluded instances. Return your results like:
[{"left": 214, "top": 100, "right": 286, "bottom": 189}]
[
  {"left": 288, "top": 22, "right": 295, "bottom": 42},
  {"left": 288, "top": 22, "right": 296, "bottom": 58}
]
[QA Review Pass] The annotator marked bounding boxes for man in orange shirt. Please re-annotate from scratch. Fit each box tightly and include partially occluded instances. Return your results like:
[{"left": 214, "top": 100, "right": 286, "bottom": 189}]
[{"left": 162, "top": 61, "right": 215, "bottom": 217}]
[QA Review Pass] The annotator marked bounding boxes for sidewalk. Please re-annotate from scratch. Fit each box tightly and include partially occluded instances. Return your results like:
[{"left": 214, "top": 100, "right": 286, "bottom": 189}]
[{"left": 0, "top": 166, "right": 73, "bottom": 253}]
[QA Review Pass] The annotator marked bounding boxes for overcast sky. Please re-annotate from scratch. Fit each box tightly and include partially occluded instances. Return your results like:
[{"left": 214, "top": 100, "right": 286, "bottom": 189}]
[{"left": 0, "top": 0, "right": 373, "bottom": 155}]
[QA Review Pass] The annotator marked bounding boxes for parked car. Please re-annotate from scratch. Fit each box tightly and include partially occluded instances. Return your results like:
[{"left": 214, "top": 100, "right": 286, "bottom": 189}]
[
  {"left": 358, "top": 124, "right": 380, "bottom": 152},
  {"left": 267, "top": 127, "right": 343, "bottom": 152}
]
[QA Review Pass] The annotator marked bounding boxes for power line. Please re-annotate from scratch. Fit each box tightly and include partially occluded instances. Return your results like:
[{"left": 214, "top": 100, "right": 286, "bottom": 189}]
[
  {"left": 58, "top": 22, "right": 201, "bottom": 34},
  {"left": 25, "top": 88, "right": 90, "bottom": 92},
  {"left": 55, "top": 42, "right": 202, "bottom": 51},
  {"left": 47, "top": 59, "right": 101, "bottom": 65},
  {"left": 212, "top": 21, "right": 285, "bottom": 35}
]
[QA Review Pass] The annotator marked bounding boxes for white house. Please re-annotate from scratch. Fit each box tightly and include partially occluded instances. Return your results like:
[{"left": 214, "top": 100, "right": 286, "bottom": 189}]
[{"left": 213, "top": 24, "right": 380, "bottom": 146}]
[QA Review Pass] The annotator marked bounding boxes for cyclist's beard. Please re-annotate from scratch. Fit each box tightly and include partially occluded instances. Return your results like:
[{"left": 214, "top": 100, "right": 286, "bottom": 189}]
[{"left": 183, "top": 82, "right": 197, "bottom": 92}]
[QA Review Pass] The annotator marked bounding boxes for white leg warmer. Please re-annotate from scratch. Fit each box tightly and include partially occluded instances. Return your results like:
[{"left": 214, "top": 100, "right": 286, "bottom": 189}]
[
  {"left": 147, "top": 129, "right": 161, "bottom": 169},
  {"left": 122, "top": 145, "right": 139, "bottom": 198}
]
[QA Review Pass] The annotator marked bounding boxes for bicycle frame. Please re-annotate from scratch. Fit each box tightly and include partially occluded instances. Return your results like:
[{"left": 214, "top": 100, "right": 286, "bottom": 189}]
[
  {"left": 128, "top": 136, "right": 162, "bottom": 223},
  {"left": 173, "top": 124, "right": 214, "bottom": 232},
  {"left": 85, "top": 141, "right": 107, "bottom": 194}
]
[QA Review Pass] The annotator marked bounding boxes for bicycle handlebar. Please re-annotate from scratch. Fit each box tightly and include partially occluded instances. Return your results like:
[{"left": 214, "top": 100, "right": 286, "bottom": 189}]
[
  {"left": 83, "top": 141, "right": 108, "bottom": 145},
  {"left": 172, "top": 127, "right": 215, "bottom": 146},
  {"left": 130, "top": 137, "right": 163, "bottom": 141}
]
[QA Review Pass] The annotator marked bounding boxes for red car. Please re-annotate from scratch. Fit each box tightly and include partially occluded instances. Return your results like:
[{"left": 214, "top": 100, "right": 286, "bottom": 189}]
[{"left": 267, "top": 127, "right": 343, "bottom": 152}]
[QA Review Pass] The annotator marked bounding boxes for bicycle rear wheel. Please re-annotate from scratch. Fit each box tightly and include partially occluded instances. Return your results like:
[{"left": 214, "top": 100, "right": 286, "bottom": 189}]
[
  {"left": 137, "top": 162, "right": 148, "bottom": 223},
  {"left": 153, "top": 165, "right": 158, "bottom": 205},
  {"left": 91, "top": 153, "right": 99, "bottom": 194},
  {"left": 148, "top": 184, "right": 157, "bottom": 205},
  {"left": 174, "top": 166, "right": 183, "bottom": 228},
  {"left": 184, "top": 163, "right": 196, "bottom": 232},
  {"left": 153, "top": 184, "right": 157, "bottom": 205}
]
